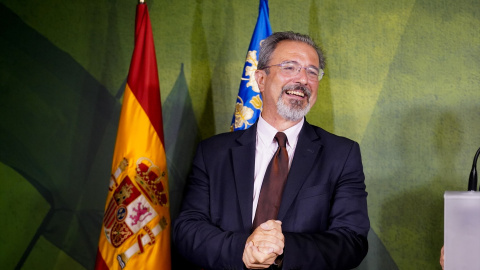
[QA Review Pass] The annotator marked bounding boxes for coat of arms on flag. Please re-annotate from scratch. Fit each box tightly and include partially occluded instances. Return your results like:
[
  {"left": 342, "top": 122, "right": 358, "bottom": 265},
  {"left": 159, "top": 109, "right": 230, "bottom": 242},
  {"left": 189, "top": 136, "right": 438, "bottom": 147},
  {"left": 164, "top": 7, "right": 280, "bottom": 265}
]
[{"left": 102, "top": 157, "right": 168, "bottom": 267}]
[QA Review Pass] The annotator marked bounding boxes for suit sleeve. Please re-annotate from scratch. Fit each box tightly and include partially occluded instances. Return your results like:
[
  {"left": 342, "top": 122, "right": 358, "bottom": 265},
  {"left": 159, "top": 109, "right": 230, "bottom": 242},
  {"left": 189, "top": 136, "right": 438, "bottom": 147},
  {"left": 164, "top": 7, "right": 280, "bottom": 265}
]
[
  {"left": 282, "top": 142, "right": 369, "bottom": 269},
  {"left": 173, "top": 142, "right": 249, "bottom": 270}
]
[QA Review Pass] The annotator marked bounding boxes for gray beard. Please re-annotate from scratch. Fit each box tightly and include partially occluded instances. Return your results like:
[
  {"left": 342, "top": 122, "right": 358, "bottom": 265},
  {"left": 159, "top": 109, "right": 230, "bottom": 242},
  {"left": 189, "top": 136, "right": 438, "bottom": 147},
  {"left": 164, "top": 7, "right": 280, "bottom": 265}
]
[{"left": 276, "top": 92, "right": 311, "bottom": 122}]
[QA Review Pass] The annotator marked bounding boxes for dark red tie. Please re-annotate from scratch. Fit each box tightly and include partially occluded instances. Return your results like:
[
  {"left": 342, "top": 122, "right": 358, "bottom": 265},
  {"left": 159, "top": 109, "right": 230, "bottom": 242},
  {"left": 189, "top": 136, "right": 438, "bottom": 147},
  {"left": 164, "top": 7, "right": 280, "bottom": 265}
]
[{"left": 253, "top": 132, "right": 289, "bottom": 229}]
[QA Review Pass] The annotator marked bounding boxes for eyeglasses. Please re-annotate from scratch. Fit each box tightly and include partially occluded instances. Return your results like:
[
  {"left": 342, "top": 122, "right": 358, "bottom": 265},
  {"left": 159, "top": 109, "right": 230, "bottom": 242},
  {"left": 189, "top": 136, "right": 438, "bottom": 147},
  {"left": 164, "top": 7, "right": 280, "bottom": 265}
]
[{"left": 264, "top": 61, "right": 324, "bottom": 81}]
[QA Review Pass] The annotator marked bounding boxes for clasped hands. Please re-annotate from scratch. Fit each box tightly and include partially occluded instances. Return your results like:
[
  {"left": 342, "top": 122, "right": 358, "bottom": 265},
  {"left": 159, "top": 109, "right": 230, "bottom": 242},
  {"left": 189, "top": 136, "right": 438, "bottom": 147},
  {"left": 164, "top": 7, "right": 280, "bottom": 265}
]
[{"left": 242, "top": 220, "right": 284, "bottom": 269}]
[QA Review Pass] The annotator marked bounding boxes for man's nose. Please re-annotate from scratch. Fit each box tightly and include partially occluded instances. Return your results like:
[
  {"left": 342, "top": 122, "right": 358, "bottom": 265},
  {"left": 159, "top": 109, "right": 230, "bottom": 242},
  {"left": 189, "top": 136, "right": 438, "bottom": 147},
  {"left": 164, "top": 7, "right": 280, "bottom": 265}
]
[{"left": 296, "top": 67, "right": 309, "bottom": 85}]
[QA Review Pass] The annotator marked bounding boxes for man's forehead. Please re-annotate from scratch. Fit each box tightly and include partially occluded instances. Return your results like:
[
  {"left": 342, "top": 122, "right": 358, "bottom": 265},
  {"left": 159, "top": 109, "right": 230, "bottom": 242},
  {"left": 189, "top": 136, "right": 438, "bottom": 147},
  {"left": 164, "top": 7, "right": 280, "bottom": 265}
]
[{"left": 271, "top": 41, "right": 319, "bottom": 66}]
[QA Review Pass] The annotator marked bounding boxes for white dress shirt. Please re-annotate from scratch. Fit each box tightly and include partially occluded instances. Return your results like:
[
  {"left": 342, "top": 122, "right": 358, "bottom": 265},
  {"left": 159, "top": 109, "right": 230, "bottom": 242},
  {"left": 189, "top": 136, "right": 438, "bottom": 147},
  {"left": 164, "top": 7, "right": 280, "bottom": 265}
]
[{"left": 251, "top": 115, "right": 304, "bottom": 222}]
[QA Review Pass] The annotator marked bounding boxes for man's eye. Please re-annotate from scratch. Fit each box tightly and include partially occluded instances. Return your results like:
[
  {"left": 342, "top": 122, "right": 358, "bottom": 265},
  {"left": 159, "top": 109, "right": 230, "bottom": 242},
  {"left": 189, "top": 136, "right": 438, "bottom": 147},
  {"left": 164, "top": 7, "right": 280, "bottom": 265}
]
[
  {"left": 307, "top": 69, "right": 319, "bottom": 76},
  {"left": 282, "top": 65, "right": 296, "bottom": 71}
]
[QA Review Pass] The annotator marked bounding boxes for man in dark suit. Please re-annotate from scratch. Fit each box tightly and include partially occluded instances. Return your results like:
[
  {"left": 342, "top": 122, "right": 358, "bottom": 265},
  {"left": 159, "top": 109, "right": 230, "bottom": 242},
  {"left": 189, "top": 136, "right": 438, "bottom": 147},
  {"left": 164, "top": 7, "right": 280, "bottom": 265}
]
[{"left": 173, "top": 31, "right": 369, "bottom": 269}]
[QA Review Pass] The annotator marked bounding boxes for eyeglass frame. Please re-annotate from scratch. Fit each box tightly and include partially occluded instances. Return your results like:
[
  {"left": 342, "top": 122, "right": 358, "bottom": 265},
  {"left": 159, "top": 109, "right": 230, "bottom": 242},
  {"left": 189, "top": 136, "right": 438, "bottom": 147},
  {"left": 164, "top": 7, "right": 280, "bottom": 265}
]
[{"left": 262, "top": 61, "right": 325, "bottom": 81}]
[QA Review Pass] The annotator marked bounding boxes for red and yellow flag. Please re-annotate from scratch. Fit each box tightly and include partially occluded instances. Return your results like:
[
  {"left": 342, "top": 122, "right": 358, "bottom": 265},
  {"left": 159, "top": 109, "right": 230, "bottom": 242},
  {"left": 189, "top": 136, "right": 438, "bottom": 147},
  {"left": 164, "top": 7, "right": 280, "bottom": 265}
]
[{"left": 95, "top": 2, "right": 171, "bottom": 270}]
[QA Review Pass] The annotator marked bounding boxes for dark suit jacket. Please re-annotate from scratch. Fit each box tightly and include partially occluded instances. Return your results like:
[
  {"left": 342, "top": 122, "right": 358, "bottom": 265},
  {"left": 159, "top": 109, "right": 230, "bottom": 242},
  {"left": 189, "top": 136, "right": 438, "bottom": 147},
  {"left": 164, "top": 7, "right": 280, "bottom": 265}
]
[{"left": 173, "top": 120, "right": 369, "bottom": 270}]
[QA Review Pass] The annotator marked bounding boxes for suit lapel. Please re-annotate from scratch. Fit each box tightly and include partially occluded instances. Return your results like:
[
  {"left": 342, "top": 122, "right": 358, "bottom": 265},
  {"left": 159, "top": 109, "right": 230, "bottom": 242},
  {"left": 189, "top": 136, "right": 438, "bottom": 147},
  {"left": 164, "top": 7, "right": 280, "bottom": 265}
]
[
  {"left": 277, "top": 121, "right": 323, "bottom": 220},
  {"left": 232, "top": 123, "right": 257, "bottom": 231}
]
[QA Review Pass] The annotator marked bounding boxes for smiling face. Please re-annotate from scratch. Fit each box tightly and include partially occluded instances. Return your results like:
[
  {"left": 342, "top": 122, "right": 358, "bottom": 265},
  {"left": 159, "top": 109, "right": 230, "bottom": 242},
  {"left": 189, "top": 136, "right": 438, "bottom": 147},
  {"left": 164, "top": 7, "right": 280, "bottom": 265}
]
[{"left": 255, "top": 40, "right": 320, "bottom": 129}]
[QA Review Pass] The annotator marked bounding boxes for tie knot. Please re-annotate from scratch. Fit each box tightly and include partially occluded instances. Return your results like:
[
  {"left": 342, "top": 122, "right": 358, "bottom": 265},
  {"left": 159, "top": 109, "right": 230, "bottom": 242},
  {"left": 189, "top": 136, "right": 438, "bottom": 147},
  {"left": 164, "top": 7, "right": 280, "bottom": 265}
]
[{"left": 275, "top": 132, "right": 287, "bottom": 148}]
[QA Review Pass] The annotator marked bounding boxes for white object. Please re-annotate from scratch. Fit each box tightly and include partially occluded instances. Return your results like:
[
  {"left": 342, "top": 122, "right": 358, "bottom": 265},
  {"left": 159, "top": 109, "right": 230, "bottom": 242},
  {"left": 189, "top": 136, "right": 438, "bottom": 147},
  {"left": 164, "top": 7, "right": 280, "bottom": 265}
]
[{"left": 444, "top": 191, "right": 480, "bottom": 270}]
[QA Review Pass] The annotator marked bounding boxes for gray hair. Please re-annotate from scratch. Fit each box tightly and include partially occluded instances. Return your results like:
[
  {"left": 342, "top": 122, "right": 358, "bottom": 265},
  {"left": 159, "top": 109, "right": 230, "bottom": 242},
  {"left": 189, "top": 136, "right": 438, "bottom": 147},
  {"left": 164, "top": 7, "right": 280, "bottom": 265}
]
[{"left": 257, "top": 31, "right": 325, "bottom": 71}]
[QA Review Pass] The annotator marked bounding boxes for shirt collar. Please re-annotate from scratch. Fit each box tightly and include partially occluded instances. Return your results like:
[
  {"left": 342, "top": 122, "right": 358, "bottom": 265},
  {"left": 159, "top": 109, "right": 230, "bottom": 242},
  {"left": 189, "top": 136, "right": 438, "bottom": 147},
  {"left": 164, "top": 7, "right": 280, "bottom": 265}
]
[{"left": 257, "top": 115, "right": 304, "bottom": 149}]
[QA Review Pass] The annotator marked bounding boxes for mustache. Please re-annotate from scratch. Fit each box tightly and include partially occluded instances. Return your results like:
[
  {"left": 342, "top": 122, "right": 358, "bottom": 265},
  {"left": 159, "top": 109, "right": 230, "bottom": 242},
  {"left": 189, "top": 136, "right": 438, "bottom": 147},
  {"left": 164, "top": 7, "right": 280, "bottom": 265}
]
[{"left": 282, "top": 84, "right": 311, "bottom": 98}]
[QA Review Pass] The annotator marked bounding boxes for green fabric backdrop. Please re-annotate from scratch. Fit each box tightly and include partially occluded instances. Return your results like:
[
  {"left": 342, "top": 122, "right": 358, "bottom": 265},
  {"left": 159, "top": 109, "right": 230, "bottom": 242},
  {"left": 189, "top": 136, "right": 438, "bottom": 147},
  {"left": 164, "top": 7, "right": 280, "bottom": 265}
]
[{"left": 1, "top": 0, "right": 479, "bottom": 269}]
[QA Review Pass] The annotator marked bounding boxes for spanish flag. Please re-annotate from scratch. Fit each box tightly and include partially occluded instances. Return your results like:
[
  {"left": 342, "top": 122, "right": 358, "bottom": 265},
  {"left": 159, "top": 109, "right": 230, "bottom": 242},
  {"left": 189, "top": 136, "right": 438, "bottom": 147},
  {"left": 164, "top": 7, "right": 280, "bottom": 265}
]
[{"left": 95, "top": 2, "right": 171, "bottom": 269}]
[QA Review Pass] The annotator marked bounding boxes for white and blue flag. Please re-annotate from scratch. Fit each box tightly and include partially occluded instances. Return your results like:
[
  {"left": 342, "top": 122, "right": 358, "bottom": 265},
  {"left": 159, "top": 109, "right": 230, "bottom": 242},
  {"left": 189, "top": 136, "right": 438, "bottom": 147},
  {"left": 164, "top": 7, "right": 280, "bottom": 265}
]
[{"left": 231, "top": 0, "right": 272, "bottom": 131}]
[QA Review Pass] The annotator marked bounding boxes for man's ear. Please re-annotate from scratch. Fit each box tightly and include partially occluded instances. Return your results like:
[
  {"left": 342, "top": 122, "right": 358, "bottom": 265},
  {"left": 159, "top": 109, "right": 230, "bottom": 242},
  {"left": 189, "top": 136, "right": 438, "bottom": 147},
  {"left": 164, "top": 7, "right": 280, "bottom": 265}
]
[{"left": 255, "top": 70, "right": 266, "bottom": 93}]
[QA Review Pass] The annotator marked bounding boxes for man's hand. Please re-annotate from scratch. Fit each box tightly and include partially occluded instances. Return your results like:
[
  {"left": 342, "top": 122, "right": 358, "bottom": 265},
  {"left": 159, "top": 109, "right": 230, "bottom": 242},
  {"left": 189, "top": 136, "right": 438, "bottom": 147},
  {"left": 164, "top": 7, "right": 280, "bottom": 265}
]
[{"left": 242, "top": 220, "right": 284, "bottom": 269}]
